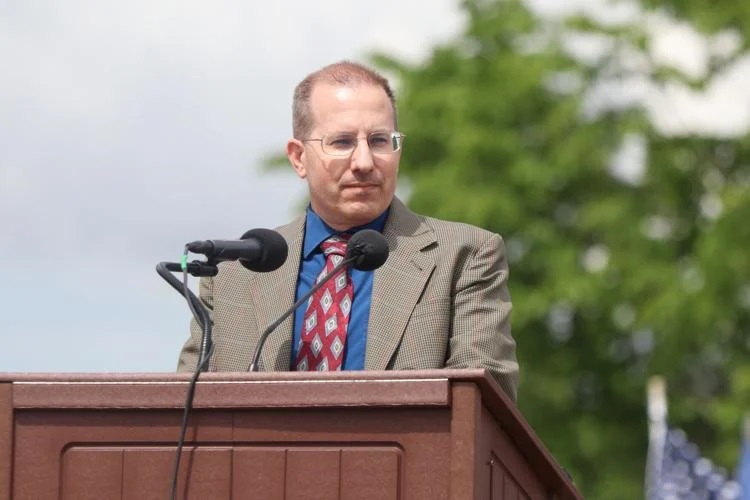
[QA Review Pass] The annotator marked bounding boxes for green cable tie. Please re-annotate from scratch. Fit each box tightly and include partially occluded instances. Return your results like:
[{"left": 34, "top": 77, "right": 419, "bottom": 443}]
[{"left": 180, "top": 254, "right": 188, "bottom": 272}]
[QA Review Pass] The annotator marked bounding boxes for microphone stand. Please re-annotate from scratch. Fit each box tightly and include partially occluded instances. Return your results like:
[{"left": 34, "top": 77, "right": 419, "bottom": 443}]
[
  {"left": 155, "top": 259, "right": 219, "bottom": 500},
  {"left": 248, "top": 255, "right": 356, "bottom": 371},
  {"left": 156, "top": 261, "right": 217, "bottom": 370}
]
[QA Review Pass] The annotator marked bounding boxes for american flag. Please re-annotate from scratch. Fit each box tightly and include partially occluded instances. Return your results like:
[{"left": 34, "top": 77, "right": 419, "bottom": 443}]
[
  {"left": 737, "top": 416, "right": 750, "bottom": 500},
  {"left": 646, "top": 377, "right": 748, "bottom": 499},
  {"left": 646, "top": 426, "right": 743, "bottom": 500}
]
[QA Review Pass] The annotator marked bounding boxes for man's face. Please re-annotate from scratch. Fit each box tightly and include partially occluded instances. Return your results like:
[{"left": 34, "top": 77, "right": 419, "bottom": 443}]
[{"left": 287, "top": 83, "right": 400, "bottom": 230}]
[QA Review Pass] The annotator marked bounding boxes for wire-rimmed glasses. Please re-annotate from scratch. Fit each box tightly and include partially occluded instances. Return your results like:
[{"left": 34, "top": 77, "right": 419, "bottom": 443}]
[{"left": 302, "top": 131, "right": 405, "bottom": 156}]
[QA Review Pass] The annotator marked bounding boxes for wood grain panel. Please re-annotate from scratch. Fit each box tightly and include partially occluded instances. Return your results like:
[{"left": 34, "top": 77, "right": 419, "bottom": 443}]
[
  {"left": 285, "top": 449, "right": 341, "bottom": 500},
  {"left": 449, "top": 382, "right": 482, "bottom": 500},
  {"left": 61, "top": 448, "right": 123, "bottom": 500},
  {"left": 0, "top": 384, "right": 11, "bottom": 500},
  {"left": 488, "top": 453, "right": 529, "bottom": 500},
  {"left": 177, "top": 447, "right": 232, "bottom": 500},
  {"left": 482, "top": 406, "right": 546, "bottom": 499},
  {"left": 11, "top": 378, "right": 449, "bottom": 409},
  {"left": 341, "top": 447, "right": 401, "bottom": 500},
  {"left": 122, "top": 447, "right": 175, "bottom": 500},
  {"left": 232, "top": 407, "right": 451, "bottom": 499},
  {"left": 232, "top": 448, "right": 286, "bottom": 500}
]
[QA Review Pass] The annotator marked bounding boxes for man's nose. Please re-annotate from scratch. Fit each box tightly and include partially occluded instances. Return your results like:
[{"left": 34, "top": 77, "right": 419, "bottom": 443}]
[{"left": 350, "top": 139, "right": 374, "bottom": 171}]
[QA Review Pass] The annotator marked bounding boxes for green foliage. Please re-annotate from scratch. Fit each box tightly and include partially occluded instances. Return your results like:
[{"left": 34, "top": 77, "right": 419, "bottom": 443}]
[
  {"left": 642, "top": 0, "right": 750, "bottom": 37},
  {"left": 369, "top": 0, "right": 750, "bottom": 497}
]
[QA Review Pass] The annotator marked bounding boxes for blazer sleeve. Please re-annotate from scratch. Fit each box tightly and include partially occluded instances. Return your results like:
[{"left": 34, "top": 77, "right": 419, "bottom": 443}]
[{"left": 446, "top": 232, "right": 518, "bottom": 401}]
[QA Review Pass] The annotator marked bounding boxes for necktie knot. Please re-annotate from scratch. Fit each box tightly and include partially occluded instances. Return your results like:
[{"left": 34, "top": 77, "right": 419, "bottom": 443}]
[{"left": 321, "top": 234, "right": 350, "bottom": 257}]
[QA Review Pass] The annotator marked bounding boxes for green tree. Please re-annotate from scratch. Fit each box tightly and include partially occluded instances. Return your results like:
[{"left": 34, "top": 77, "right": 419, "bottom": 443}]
[
  {"left": 643, "top": 0, "right": 750, "bottom": 36},
  {"left": 370, "top": 0, "right": 750, "bottom": 497}
]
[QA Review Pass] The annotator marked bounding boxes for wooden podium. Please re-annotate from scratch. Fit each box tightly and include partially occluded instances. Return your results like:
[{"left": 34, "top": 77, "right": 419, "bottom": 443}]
[{"left": 0, "top": 369, "right": 581, "bottom": 499}]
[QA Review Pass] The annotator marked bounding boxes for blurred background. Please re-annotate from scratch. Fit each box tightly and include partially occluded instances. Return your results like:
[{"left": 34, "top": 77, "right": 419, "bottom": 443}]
[{"left": 2, "top": 0, "right": 749, "bottom": 497}]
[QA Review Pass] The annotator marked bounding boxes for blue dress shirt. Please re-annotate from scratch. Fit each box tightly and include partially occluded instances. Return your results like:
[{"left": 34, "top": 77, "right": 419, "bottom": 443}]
[{"left": 291, "top": 207, "right": 388, "bottom": 370}]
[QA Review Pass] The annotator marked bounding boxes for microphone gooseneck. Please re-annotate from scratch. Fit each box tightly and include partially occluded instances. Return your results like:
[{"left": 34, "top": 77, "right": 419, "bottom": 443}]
[{"left": 247, "top": 229, "right": 389, "bottom": 371}]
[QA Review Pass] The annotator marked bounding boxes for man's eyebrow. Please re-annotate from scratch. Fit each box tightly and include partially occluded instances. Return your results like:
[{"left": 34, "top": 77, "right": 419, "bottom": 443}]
[{"left": 323, "top": 128, "right": 391, "bottom": 136}]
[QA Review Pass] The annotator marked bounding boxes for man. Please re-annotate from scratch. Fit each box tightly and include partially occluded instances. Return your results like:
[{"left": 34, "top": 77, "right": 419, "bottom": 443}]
[{"left": 177, "top": 61, "right": 518, "bottom": 400}]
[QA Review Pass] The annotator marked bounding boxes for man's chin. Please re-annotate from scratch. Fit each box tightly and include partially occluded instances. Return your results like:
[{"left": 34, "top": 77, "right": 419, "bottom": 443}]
[{"left": 340, "top": 201, "right": 387, "bottom": 227}]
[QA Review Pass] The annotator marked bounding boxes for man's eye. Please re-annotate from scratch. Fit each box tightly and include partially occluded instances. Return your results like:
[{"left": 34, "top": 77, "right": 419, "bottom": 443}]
[
  {"left": 326, "top": 137, "right": 356, "bottom": 149},
  {"left": 369, "top": 134, "right": 390, "bottom": 146}
]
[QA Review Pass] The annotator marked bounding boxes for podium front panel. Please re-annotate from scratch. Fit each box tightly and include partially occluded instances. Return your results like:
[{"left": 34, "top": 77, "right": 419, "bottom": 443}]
[{"left": 1, "top": 371, "right": 582, "bottom": 500}]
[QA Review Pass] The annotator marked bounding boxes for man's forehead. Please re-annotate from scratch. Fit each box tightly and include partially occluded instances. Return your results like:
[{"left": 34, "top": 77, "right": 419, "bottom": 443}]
[
  {"left": 331, "top": 85, "right": 355, "bottom": 101},
  {"left": 308, "top": 82, "right": 393, "bottom": 125},
  {"left": 309, "top": 81, "right": 381, "bottom": 102}
]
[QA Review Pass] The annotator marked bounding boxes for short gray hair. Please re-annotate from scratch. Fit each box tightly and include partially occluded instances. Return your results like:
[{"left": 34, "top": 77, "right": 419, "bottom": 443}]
[{"left": 292, "top": 60, "right": 397, "bottom": 139}]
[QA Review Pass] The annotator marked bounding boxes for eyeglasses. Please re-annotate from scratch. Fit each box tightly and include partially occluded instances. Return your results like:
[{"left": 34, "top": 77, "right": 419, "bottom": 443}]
[{"left": 302, "top": 131, "right": 405, "bottom": 156}]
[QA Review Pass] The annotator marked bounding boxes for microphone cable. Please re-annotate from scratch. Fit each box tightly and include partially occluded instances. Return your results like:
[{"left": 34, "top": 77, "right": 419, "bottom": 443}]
[
  {"left": 155, "top": 253, "right": 215, "bottom": 500},
  {"left": 167, "top": 247, "right": 214, "bottom": 500}
]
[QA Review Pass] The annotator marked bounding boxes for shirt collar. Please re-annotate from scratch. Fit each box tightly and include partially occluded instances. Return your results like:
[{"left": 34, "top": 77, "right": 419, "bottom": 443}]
[{"left": 302, "top": 205, "right": 389, "bottom": 258}]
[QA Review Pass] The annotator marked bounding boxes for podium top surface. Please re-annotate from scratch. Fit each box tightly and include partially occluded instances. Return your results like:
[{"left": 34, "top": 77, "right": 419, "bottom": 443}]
[{"left": 0, "top": 369, "right": 514, "bottom": 411}]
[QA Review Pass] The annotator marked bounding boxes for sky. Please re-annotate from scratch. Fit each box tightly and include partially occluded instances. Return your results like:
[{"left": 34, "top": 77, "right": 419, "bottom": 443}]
[
  {"left": 2, "top": 0, "right": 748, "bottom": 373},
  {"left": 0, "top": 0, "right": 464, "bottom": 372}
]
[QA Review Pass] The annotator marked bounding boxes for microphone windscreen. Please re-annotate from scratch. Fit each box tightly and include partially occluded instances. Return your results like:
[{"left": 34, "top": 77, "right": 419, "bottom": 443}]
[
  {"left": 347, "top": 229, "right": 389, "bottom": 271},
  {"left": 240, "top": 228, "right": 289, "bottom": 272}
]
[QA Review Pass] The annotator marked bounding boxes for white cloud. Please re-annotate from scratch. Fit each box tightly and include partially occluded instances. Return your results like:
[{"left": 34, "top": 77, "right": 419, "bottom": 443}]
[
  {"left": 525, "top": 0, "right": 641, "bottom": 27},
  {"left": 646, "top": 55, "right": 750, "bottom": 138},
  {"left": 710, "top": 30, "right": 743, "bottom": 61},
  {"left": 609, "top": 133, "right": 647, "bottom": 186},
  {"left": 647, "top": 12, "right": 711, "bottom": 81},
  {"left": 582, "top": 74, "right": 652, "bottom": 119},
  {"left": 561, "top": 31, "right": 616, "bottom": 67},
  {"left": 567, "top": 4, "right": 750, "bottom": 139}
]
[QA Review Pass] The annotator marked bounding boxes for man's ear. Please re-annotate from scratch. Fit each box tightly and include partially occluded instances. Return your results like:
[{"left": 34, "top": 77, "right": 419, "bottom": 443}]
[{"left": 286, "top": 139, "right": 307, "bottom": 179}]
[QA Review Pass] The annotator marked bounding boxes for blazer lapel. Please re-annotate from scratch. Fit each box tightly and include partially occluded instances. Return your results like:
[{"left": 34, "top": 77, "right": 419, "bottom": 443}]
[
  {"left": 366, "top": 198, "right": 436, "bottom": 370},
  {"left": 250, "top": 215, "right": 305, "bottom": 371}
]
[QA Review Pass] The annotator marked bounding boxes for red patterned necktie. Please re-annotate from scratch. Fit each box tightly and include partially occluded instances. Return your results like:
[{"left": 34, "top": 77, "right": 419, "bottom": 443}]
[{"left": 294, "top": 234, "right": 352, "bottom": 371}]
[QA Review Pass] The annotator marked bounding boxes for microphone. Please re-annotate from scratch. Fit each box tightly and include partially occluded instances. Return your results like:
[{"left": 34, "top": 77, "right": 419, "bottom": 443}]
[
  {"left": 247, "top": 229, "right": 389, "bottom": 371},
  {"left": 345, "top": 229, "right": 389, "bottom": 271},
  {"left": 186, "top": 228, "right": 289, "bottom": 272}
]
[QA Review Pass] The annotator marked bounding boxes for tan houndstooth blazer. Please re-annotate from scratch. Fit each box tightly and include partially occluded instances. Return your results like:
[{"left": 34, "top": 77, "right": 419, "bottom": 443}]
[{"left": 177, "top": 197, "right": 518, "bottom": 400}]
